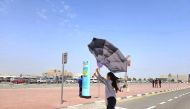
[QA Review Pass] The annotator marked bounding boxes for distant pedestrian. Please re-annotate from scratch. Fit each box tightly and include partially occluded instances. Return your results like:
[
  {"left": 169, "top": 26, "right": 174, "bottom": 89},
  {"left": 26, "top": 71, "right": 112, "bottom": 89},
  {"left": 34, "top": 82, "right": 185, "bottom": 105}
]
[
  {"left": 78, "top": 75, "right": 83, "bottom": 97},
  {"left": 152, "top": 79, "right": 155, "bottom": 88},
  {"left": 56, "top": 76, "right": 59, "bottom": 84},
  {"left": 155, "top": 79, "right": 158, "bottom": 88},
  {"left": 159, "top": 79, "right": 162, "bottom": 88}
]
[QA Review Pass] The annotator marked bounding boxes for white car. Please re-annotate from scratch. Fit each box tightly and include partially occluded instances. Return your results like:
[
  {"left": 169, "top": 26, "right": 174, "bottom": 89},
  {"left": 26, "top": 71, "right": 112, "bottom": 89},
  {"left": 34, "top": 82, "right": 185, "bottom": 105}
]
[
  {"left": 37, "top": 78, "right": 47, "bottom": 83},
  {"left": 65, "top": 79, "right": 75, "bottom": 84},
  {"left": 90, "top": 78, "right": 98, "bottom": 83}
]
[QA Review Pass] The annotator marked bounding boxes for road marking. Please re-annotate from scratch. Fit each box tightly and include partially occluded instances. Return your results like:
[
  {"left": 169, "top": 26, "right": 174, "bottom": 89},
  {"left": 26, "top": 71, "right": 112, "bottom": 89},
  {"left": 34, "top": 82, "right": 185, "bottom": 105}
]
[
  {"left": 115, "top": 107, "right": 127, "bottom": 109},
  {"left": 168, "top": 99, "right": 173, "bottom": 102},
  {"left": 160, "top": 102, "right": 166, "bottom": 104},
  {"left": 174, "top": 96, "right": 178, "bottom": 99},
  {"left": 147, "top": 106, "right": 156, "bottom": 109},
  {"left": 127, "top": 96, "right": 133, "bottom": 98},
  {"left": 137, "top": 94, "right": 142, "bottom": 97},
  {"left": 179, "top": 95, "right": 182, "bottom": 97},
  {"left": 145, "top": 93, "right": 149, "bottom": 95},
  {"left": 117, "top": 97, "right": 121, "bottom": 100}
]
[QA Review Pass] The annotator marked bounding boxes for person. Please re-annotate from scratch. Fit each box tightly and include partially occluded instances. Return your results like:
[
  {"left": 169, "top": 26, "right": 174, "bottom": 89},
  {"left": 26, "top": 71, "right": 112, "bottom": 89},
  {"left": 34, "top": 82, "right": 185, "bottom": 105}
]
[
  {"left": 94, "top": 68, "right": 119, "bottom": 109},
  {"left": 152, "top": 79, "right": 155, "bottom": 88},
  {"left": 155, "top": 79, "right": 158, "bottom": 88},
  {"left": 78, "top": 75, "right": 83, "bottom": 97},
  {"left": 159, "top": 79, "right": 162, "bottom": 88},
  {"left": 56, "top": 75, "right": 59, "bottom": 84}
]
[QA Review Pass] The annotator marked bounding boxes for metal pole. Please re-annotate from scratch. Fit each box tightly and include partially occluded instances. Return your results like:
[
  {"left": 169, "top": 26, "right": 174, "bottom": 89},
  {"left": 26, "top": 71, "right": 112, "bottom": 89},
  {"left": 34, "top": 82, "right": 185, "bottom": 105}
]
[
  {"left": 124, "top": 59, "right": 128, "bottom": 92},
  {"left": 177, "top": 74, "right": 178, "bottom": 88},
  {"left": 61, "top": 59, "right": 64, "bottom": 104},
  {"left": 169, "top": 78, "right": 170, "bottom": 89},
  {"left": 98, "top": 79, "right": 100, "bottom": 98},
  {"left": 98, "top": 68, "right": 100, "bottom": 98}
]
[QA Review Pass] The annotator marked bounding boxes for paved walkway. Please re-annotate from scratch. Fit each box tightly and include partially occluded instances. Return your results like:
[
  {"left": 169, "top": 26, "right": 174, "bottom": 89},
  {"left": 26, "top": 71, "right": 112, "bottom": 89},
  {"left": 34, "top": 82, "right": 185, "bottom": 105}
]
[{"left": 0, "top": 83, "right": 189, "bottom": 109}]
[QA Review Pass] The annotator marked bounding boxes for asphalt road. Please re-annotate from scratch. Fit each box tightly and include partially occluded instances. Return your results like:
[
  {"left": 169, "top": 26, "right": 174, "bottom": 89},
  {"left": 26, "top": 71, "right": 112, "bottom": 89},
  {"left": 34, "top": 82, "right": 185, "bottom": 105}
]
[{"left": 117, "top": 88, "right": 190, "bottom": 109}]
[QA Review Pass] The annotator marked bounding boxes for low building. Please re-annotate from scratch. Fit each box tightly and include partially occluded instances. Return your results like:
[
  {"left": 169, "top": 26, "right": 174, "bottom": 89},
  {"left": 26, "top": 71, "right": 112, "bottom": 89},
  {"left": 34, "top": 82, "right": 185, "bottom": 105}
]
[
  {"left": 42, "top": 69, "right": 73, "bottom": 78},
  {"left": 160, "top": 74, "right": 189, "bottom": 82}
]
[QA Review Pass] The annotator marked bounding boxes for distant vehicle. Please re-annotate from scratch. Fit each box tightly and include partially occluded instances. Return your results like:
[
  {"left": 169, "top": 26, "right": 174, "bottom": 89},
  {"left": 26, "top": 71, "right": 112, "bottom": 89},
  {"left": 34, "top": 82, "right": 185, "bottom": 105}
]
[
  {"left": 0, "top": 77, "right": 3, "bottom": 83},
  {"left": 10, "top": 77, "right": 25, "bottom": 84},
  {"left": 46, "top": 78, "right": 56, "bottom": 83},
  {"left": 65, "top": 79, "right": 75, "bottom": 84},
  {"left": 37, "top": 78, "right": 47, "bottom": 84},
  {"left": 27, "top": 78, "right": 37, "bottom": 84},
  {"left": 90, "top": 78, "right": 98, "bottom": 83}
]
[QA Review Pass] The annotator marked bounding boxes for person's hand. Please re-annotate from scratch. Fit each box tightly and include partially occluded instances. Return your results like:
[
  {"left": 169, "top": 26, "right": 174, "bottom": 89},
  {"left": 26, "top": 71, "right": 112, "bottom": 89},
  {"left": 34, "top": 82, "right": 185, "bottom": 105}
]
[{"left": 96, "top": 68, "right": 100, "bottom": 74}]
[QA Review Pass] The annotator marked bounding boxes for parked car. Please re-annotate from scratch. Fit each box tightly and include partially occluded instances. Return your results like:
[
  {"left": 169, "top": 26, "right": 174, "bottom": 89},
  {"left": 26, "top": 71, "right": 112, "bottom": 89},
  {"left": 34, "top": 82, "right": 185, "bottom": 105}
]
[
  {"left": 0, "top": 77, "right": 3, "bottom": 83},
  {"left": 37, "top": 78, "right": 47, "bottom": 84},
  {"left": 10, "top": 77, "right": 25, "bottom": 84},
  {"left": 90, "top": 78, "right": 98, "bottom": 83},
  {"left": 28, "top": 78, "right": 37, "bottom": 84},
  {"left": 65, "top": 79, "right": 75, "bottom": 84},
  {"left": 46, "top": 78, "right": 56, "bottom": 83}
]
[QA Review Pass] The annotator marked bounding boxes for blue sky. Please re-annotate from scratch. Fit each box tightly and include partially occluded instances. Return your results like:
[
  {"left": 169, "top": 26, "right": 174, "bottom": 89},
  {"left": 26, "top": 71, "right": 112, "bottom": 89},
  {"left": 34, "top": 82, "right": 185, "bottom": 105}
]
[{"left": 0, "top": 0, "right": 190, "bottom": 78}]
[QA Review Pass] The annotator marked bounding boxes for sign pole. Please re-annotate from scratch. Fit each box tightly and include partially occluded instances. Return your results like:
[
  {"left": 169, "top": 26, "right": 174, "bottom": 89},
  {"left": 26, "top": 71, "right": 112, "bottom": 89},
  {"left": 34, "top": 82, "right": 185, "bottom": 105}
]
[
  {"left": 98, "top": 68, "right": 100, "bottom": 98},
  {"left": 61, "top": 62, "right": 64, "bottom": 104},
  {"left": 61, "top": 52, "right": 67, "bottom": 104},
  {"left": 124, "top": 55, "right": 130, "bottom": 92}
]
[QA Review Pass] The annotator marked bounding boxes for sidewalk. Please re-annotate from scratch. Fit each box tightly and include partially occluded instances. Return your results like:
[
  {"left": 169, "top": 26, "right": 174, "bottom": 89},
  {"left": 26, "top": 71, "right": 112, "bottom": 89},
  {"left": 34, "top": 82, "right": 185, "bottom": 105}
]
[
  {"left": 0, "top": 83, "right": 189, "bottom": 109},
  {"left": 57, "top": 83, "right": 190, "bottom": 109}
]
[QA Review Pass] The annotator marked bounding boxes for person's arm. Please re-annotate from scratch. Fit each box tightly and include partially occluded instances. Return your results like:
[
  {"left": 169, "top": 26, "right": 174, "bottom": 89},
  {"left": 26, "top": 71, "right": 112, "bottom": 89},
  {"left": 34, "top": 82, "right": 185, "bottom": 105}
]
[{"left": 94, "top": 68, "right": 106, "bottom": 84}]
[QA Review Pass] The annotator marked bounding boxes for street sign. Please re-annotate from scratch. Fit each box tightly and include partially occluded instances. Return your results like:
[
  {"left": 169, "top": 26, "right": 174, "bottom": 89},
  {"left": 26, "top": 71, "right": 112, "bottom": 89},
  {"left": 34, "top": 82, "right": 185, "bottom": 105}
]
[
  {"left": 61, "top": 52, "right": 67, "bottom": 104},
  {"left": 62, "top": 53, "right": 68, "bottom": 64}
]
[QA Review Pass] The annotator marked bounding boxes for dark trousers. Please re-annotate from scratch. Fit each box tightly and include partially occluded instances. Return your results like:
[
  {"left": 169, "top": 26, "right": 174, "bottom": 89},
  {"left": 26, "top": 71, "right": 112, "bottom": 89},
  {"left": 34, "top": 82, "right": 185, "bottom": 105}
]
[
  {"left": 79, "top": 87, "right": 82, "bottom": 96},
  {"left": 107, "top": 97, "right": 116, "bottom": 109}
]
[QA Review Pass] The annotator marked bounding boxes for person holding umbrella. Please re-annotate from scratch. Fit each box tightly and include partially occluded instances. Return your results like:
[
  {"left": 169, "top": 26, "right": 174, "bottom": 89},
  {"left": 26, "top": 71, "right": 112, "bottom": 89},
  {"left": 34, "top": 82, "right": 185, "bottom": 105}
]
[{"left": 94, "top": 68, "right": 119, "bottom": 109}]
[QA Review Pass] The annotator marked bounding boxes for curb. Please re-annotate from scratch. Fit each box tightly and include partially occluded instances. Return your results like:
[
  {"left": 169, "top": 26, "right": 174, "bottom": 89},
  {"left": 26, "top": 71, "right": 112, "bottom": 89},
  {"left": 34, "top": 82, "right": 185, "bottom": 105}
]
[{"left": 59, "top": 86, "right": 190, "bottom": 109}]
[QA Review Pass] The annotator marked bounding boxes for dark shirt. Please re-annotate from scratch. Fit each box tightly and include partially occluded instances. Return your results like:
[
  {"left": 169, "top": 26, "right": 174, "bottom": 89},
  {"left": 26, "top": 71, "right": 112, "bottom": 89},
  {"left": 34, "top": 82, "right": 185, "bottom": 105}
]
[{"left": 78, "top": 78, "right": 82, "bottom": 88}]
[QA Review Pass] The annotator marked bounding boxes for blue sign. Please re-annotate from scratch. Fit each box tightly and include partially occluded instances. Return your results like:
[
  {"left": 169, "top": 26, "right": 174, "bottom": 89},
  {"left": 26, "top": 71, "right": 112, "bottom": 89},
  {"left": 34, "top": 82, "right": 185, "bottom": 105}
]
[{"left": 82, "top": 61, "right": 91, "bottom": 98}]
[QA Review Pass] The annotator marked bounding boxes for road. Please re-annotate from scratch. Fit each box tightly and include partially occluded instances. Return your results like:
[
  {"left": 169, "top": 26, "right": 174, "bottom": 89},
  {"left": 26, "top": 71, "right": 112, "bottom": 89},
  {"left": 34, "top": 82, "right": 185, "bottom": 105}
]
[{"left": 117, "top": 88, "right": 190, "bottom": 109}]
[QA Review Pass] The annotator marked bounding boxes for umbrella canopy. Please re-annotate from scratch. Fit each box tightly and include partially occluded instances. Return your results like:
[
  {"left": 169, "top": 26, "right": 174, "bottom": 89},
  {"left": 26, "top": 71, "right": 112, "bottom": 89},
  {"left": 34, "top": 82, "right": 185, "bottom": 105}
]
[{"left": 88, "top": 38, "right": 128, "bottom": 73}]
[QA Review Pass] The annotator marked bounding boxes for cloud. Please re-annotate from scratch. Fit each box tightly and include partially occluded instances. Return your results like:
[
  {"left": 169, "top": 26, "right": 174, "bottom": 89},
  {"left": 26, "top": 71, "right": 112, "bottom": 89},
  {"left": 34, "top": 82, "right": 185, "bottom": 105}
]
[
  {"left": 63, "top": 4, "right": 70, "bottom": 11},
  {"left": 36, "top": 0, "right": 77, "bottom": 21},
  {"left": 36, "top": 8, "right": 48, "bottom": 20},
  {"left": 0, "top": 0, "right": 15, "bottom": 13}
]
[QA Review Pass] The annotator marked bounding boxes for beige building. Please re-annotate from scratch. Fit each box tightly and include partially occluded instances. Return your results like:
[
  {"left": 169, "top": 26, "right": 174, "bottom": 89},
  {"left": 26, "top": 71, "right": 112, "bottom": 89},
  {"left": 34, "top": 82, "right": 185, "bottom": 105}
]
[
  {"left": 160, "top": 74, "right": 189, "bottom": 82},
  {"left": 43, "top": 69, "right": 73, "bottom": 77}
]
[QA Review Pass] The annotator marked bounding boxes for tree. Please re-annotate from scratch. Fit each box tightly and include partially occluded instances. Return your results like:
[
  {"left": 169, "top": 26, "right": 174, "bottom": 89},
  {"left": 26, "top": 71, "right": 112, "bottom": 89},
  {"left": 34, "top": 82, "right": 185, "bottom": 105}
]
[
  {"left": 132, "top": 77, "right": 137, "bottom": 81},
  {"left": 128, "top": 78, "right": 132, "bottom": 81},
  {"left": 138, "top": 78, "right": 142, "bottom": 81},
  {"left": 144, "top": 78, "right": 147, "bottom": 81}
]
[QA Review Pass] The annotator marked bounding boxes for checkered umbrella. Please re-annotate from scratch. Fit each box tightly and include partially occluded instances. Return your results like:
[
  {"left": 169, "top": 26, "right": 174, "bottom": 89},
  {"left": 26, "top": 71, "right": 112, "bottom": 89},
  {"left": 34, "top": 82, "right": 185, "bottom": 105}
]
[{"left": 88, "top": 38, "right": 128, "bottom": 73}]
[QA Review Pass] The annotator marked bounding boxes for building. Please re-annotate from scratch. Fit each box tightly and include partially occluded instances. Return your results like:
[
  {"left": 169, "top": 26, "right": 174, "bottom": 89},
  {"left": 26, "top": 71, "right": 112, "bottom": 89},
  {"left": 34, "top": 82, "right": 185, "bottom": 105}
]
[
  {"left": 160, "top": 74, "right": 189, "bottom": 82},
  {"left": 42, "top": 69, "right": 73, "bottom": 78}
]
